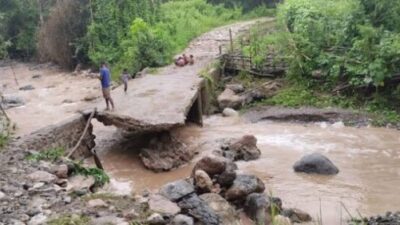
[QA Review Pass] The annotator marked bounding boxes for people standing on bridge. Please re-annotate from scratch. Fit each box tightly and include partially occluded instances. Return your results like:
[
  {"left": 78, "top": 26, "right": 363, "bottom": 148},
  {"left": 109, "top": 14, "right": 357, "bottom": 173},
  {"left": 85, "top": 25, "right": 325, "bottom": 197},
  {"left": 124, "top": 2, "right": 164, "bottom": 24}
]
[
  {"left": 99, "top": 62, "right": 115, "bottom": 111},
  {"left": 175, "top": 56, "right": 185, "bottom": 67},
  {"left": 183, "top": 54, "right": 190, "bottom": 65},
  {"left": 120, "top": 69, "right": 130, "bottom": 94},
  {"left": 189, "top": 55, "right": 195, "bottom": 65}
]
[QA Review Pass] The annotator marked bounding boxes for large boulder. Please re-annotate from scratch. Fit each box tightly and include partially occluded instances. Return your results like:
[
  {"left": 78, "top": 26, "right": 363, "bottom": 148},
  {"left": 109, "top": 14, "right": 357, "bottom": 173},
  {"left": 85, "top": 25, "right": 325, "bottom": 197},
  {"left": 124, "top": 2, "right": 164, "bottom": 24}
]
[
  {"left": 217, "top": 89, "right": 245, "bottom": 110},
  {"left": 140, "top": 132, "right": 194, "bottom": 172},
  {"left": 149, "top": 194, "right": 181, "bottom": 216},
  {"left": 1, "top": 95, "right": 25, "bottom": 109},
  {"left": 178, "top": 194, "right": 219, "bottom": 225},
  {"left": 293, "top": 153, "right": 339, "bottom": 175},
  {"left": 225, "top": 135, "right": 261, "bottom": 161},
  {"left": 225, "top": 174, "right": 265, "bottom": 201},
  {"left": 200, "top": 193, "right": 241, "bottom": 225},
  {"left": 159, "top": 179, "right": 195, "bottom": 202},
  {"left": 192, "top": 155, "right": 226, "bottom": 177},
  {"left": 194, "top": 170, "right": 213, "bottom": 193}
]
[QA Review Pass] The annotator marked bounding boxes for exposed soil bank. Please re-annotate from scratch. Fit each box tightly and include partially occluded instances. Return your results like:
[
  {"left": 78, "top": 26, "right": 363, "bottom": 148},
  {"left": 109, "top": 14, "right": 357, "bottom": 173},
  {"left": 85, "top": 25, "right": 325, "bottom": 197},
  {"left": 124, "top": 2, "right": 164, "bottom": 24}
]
[{"left": 242, "top": 106, "right": 369, "bottom": 126}]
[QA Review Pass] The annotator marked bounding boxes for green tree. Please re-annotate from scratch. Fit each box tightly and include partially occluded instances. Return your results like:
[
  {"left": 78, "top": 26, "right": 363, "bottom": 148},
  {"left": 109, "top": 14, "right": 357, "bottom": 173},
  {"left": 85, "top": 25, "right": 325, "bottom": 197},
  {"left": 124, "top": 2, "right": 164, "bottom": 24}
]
[
  {"left": 86, "top": 0, "right": 161, "bottom": 65},
  {"left": 275, "top": 0, "right": 400, "bottom": 88},
  {"left": 0, "top": 0, "right": 39, "bottom": 58}
]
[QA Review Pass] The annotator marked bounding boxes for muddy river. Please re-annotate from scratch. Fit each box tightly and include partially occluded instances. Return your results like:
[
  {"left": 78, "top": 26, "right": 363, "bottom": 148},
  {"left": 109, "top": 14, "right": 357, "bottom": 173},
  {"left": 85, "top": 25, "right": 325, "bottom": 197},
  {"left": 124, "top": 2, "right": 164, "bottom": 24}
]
[{"left": 95, "top": 116, "right": 400, "bottom": 224}]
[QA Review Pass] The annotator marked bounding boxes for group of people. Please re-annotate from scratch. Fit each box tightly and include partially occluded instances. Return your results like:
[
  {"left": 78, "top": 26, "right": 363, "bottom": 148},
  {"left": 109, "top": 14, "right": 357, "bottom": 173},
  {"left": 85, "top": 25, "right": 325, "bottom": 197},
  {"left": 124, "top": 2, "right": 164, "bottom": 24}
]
[
  {"left": 175, "top": 54, "right": 194, "bottom": 67},
  {"left": 98, "top": 63, "right": 131, "bottom": 111}
]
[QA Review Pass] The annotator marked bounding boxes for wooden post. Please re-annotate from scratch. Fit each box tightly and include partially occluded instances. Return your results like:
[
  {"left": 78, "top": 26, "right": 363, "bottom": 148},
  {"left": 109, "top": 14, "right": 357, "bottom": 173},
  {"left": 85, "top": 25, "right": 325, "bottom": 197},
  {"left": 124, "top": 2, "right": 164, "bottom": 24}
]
[
  {"left": 66, "top": 108, "right": 96, "bottom": 159},
  {"left": 91, "top": 149, "right": 104, "bottom": 170},
  {"left": 229, "top": 28, "right": 233, "bottom": 52},
  {"left": 219, "top": 45, "right": 222, "bottom": 55}
]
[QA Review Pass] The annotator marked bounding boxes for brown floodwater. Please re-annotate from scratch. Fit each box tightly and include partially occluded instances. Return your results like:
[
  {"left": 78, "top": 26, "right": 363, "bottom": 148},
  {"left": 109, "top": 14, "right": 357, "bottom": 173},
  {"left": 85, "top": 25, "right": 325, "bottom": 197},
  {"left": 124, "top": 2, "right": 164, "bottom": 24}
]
[{"left": 94, "top": 116, "right": 400, "bottom": 224}]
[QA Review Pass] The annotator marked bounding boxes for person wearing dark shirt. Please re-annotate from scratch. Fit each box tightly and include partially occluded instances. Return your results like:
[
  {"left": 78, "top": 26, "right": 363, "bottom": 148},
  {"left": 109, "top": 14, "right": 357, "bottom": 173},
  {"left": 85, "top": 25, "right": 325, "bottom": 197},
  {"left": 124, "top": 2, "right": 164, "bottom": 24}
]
[{"left": 99, "top": 63, "right": 115, "bottom": 111}]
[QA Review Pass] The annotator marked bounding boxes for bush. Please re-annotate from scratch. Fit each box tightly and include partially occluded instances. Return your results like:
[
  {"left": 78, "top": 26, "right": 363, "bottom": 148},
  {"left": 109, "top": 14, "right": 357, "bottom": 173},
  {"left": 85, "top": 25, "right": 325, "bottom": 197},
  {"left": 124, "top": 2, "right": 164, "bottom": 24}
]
[
  {"left": 86, "top": 0, "right": 162, "bottom": 66},
  {"left": 72, "top": 162, "right": 110, "bottom": 187},
  {"left": 113, "top": 0, "right": 242, "bottom": 76},
  {"left": 276, "top": 0, "right": 400, "bottom": 89},
  {"left": 0, "top": 0, "right": 39, "bottom": 58}
]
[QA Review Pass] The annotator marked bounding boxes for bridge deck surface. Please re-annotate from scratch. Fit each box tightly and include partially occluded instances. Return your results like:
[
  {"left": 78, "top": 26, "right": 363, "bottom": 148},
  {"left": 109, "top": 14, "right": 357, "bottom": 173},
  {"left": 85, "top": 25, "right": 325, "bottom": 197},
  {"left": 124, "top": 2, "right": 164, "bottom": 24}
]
[{"left": 91, "top": 19, "right": 269, "bottom": 132}]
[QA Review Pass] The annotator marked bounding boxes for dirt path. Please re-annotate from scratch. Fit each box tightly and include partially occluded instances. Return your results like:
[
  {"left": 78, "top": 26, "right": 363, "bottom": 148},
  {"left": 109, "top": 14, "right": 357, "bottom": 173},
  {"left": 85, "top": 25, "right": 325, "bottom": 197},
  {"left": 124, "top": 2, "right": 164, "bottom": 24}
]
[{"left": 1, "top": 18, "right": 271, "bottom": 136}]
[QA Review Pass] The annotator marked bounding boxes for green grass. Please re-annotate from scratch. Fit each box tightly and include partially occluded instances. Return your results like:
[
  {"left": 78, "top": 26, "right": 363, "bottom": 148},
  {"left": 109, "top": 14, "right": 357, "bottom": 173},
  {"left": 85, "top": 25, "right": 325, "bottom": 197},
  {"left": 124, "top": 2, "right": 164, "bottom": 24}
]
[
  {"left": 72, "top": 162, "right": 110, "bottom": 187},
  {"left": 0, "top": 133, "right": 9, "bottom": 149},
  {"left": 26, "top": 147, "right": 65, "bottom": 162},
  {"left": 47, "top": 214, "right": 90, "bottom": 225},
  {"left": 240, "top": 78, "right": 400, "bottom": 126},
  {"left": 83, "top": 193, "right": 118, "bottom": 201}
]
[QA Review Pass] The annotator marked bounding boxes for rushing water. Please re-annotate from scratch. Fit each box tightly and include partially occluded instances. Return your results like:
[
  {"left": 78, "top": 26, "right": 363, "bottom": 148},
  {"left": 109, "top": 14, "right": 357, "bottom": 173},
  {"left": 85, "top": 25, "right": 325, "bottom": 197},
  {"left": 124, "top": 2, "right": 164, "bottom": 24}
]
[{"left": 94, "top": 116, "right": 400, "bottom": 224}]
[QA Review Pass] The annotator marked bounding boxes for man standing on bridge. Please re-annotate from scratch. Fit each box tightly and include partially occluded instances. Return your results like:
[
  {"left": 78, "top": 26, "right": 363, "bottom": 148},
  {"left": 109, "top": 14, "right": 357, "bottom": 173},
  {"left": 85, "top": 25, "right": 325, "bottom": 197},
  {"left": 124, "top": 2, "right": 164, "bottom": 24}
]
[{"left": 99, "top": 62, "right": 115, "bottom": 111}]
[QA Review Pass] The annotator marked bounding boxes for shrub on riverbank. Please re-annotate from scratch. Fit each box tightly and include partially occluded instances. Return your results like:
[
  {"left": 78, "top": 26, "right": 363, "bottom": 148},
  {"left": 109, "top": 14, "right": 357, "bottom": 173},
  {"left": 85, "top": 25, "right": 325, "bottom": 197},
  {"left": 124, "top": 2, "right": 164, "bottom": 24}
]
[{"left": 237, "top": 0, "right": 400, "bottom": 124}]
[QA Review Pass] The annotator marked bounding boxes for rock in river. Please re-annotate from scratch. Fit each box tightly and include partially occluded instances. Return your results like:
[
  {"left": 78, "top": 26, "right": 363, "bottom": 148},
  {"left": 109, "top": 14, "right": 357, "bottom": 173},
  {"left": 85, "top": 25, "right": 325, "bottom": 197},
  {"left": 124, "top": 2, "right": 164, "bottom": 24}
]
[
  {"left": 1, "top": 95, "right": 25, "bottom": 109},
  {"left": 293, "top": 153, "right": 339, "bottom": 175},
  {"left": 225, "top": 135, "right": 261, "bottom": 161},
  {"left": 19, "top": 85, "right": 35, "bottom": 91},
  {"left": 281, "top": 208, "right": 312, "bottom": 223},
  {"left": 159, "top": 179, "right": 194, "bottom": 202},
  {"left": 178, "top": 194, "right": 219, "bottom": 225},
  {"left": 225, "top": 174, "right": 265, "bottom": 201},
  {"left": 140, "top": 132, "right": 194, "bottom": 172}
]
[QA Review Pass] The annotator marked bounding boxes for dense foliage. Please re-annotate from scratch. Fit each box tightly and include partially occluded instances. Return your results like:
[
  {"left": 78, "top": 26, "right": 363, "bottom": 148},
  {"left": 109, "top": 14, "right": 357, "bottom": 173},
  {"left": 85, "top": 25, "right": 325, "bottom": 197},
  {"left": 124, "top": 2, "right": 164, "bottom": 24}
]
[
  {"left": 278, "top": 0, "right": 400, "bottom": 90},
  {"left": 87, "top": 0, "right": 162, "bottom": 66},
  {"left": 115, "top": 0, "right": 242, "bottom": 76},
  {"left": 208, "top": 0, "right": 280, "bottom": 11},
  {"left": 0, "top": 0, "right": 40, "bottom": 58},
  {"left": 0, "top": 0, "right": 267, "bottom": 74}
]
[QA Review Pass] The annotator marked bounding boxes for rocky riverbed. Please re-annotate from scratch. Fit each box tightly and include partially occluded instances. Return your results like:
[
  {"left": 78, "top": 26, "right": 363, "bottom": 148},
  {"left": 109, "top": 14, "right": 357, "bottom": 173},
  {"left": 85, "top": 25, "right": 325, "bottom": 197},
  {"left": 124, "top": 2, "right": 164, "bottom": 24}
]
[{"left": 0, "top": 133, "right": 314, "bottom": 225}]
